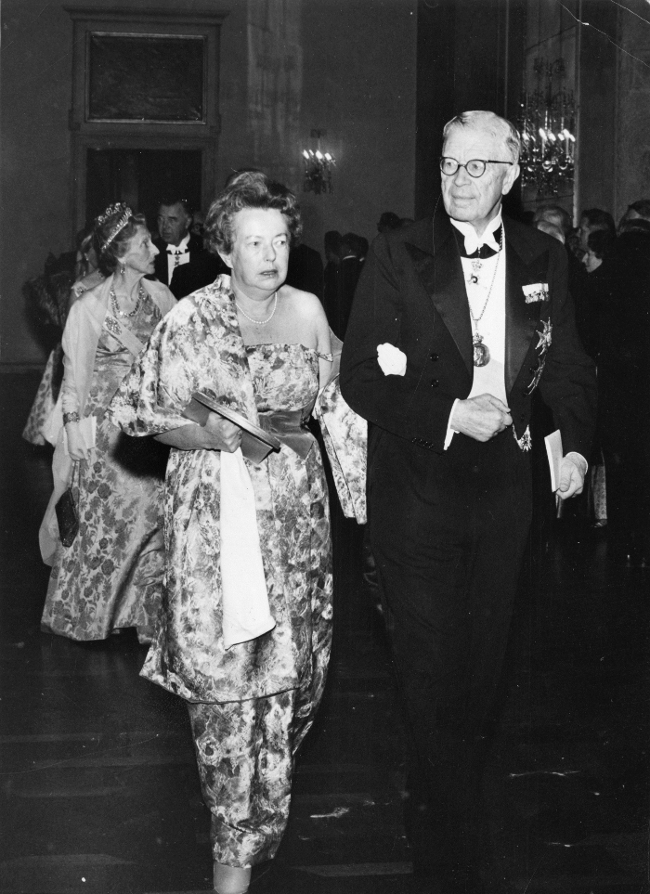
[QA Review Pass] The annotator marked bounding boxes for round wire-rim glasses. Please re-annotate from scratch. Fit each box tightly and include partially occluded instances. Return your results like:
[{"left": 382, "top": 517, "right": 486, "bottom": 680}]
[{"left": 440, "top": 157, "right": 514, "bottom": 178}]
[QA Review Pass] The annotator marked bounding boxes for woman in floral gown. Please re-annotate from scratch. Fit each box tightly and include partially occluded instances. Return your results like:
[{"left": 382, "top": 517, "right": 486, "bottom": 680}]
[
  {"left": 40, "top": 204, "right": 176, "bottom": 642},
  {"left": 108, "top": 172, "right": 347, "bottom": 894},
  {"left": 22, "top": 230, "right": 103, "bottom": 446}
]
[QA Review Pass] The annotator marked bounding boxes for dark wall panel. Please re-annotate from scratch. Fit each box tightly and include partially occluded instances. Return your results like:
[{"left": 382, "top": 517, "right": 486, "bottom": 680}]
[
  {"left": 415, "top": 0, "right": 526, "bottom": 219},
  {"left": 577, "top": 0, "right": 617, "bottom": 215}
]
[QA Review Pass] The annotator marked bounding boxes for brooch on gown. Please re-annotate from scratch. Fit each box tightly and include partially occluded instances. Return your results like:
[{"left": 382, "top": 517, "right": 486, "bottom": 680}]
[{"left": 104, "top": 315, "right": 122, "bottom": 338}]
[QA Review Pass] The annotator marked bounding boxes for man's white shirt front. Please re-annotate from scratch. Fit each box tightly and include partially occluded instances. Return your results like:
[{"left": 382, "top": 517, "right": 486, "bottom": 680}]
[
  {"left": 445, "top": 214, "right": 506, "bottom": 447},
  {"left": 442, "top": 214, "right": 587, "bottom": 479},
  {"left": 166, "top": 234, "right": 191, "bottom": 282}
]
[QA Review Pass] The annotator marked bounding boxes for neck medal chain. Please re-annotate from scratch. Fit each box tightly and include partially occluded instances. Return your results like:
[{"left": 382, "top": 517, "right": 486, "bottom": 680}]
[{"left": 468, "top": 229, "right": 503, "bottom": 368}]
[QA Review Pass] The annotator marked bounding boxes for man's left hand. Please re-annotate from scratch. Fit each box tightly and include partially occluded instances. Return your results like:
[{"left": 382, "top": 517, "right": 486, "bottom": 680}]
[{"left": 556, "top": 453, "right": 588, "bottom": 500}]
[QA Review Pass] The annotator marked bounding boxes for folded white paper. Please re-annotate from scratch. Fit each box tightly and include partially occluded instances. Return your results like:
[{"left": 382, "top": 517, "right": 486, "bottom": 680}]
[{"left": 544, "top": 429, "right": 563, "bottom": 492}]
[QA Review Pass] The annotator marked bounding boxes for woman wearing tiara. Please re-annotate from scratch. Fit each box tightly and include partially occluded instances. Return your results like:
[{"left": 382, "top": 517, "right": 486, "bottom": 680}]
[{"left": 39, "top": 203, "right": 176, "bottom": 642}]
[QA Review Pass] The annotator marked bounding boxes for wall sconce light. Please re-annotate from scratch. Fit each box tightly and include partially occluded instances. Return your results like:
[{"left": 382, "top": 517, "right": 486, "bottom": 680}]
[
  {"left": 518, "top": 58, "right": 576, "bottom": 197},
  {"left": 302, "top": 129, "right": 335, "bottom": 195}
]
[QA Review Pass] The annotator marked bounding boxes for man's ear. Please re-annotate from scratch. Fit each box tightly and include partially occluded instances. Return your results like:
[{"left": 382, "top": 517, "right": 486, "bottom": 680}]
[{"left": 502, "top": 163, "right": 521, "bottom": 197}]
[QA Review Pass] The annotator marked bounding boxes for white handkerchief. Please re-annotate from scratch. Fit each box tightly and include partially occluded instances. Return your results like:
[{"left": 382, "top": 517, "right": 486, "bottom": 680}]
[
  {"left": 377, "top": 343, "right": 407, "bottom": 376},
  {"left": 220, "top": 448, "right": 275, "bottom": 649}
]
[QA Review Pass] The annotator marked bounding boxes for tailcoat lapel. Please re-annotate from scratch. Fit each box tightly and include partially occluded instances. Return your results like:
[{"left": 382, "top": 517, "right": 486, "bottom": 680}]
[
  {"left": 403, "top": 212, "right": 550, "bottom": 391},
  {"left": 404, "top": 215, "right": 474, "bottom": 376}
]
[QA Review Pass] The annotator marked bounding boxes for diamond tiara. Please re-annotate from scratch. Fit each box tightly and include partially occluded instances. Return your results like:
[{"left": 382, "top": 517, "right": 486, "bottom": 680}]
[{"left": 98, "top": 203, "right": 133, "bottom": 251}]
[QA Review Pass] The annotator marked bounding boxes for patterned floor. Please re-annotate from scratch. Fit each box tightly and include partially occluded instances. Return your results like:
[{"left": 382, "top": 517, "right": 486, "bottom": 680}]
[{"left": 1, "top": 371, "right": 648, "bottom": 894}]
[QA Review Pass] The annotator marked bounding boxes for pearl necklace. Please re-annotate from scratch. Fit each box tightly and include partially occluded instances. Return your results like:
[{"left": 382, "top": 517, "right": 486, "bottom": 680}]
[
  {"left": 235, "top": 291, "right": 278, "bottom": 326},
  {"left": 110, "top": 283, "right": 145, "bottom": 319}
]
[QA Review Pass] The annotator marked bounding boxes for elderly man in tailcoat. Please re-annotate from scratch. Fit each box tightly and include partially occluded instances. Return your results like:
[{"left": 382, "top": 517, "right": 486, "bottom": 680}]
[{"left": 340, "top": 111, "right": 596, "bottom": 892}]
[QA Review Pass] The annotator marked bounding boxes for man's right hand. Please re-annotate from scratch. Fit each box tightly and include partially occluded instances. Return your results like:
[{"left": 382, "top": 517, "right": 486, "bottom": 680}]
[{"left": 450, "top": 394, "right": 513, "bottom": 442}]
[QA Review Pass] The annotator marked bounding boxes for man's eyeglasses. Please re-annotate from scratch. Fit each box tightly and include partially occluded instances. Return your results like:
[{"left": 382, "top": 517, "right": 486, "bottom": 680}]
[{"left": 440, "top": 158, "right": 514, "bottom": 179}]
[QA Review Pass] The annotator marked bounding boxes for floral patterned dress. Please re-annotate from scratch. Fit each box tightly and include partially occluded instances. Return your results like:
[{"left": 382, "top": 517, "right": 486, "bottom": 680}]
[
  {"left": 41, "top": 293, "right": 167, "bottom": 642},
  {"left": 107, "top": 278, "right": 366, "bottom": 866},
  {"left": 109, "top": 281, "right": 334, "bottom": 704},
  {"left": 23, "top": 274, "right": 104, "bottom": 446},
  {"left": 22, "top": 347, "right": 60, "bottom": 445},
  {"left": 182, "top": 344, "right": 334, "bottom": 865}
]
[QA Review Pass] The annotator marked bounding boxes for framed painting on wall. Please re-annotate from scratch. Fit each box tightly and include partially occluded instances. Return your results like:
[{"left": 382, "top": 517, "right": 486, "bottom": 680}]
[
  {"left": 67, "top": 8, "right": 227, "bottom": 238},
  {"left": 87, "top": 33, "right": 206, "bottom": 123}
]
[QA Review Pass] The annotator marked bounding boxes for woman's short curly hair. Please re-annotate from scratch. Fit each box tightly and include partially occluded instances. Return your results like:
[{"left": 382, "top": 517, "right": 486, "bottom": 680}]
[
  {"left": 203, "top": 171, "right": 302, "bottom": 256},
  {"left": 92, "top": 203, "right": 147, "bottom": 276}
]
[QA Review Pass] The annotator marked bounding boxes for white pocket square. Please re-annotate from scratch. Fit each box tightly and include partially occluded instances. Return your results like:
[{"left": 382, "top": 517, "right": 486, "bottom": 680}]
[
  {"left": 523, "top": 283, "right": 549, "bottom": 303},
  {"left": 377, "top": 343, "right": 407, "bottom": 376}
]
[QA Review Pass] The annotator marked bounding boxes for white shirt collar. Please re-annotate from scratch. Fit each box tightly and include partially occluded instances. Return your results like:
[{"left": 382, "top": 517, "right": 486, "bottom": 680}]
[
  {"left": 450, "top": 212, "right": 503, "bottom": 256},
  {"left": 166, "top": 234, "right": 190, "bottom": 253}
]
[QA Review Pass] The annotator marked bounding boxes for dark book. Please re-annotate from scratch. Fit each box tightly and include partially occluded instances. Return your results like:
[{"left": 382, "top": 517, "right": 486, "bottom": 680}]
[{"left": 182, "top": 391, "right": 281, "bottom": 464}]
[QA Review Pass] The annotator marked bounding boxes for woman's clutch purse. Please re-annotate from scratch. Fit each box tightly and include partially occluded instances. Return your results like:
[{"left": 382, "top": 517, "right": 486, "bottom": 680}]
[{"left": 55, "top": 488, "right": 79, "bottom": 547}]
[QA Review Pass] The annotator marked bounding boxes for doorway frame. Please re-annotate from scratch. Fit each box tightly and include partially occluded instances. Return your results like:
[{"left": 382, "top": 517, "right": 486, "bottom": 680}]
[{"left": 66, "top": 7, "right": 227, "bottom": 235}]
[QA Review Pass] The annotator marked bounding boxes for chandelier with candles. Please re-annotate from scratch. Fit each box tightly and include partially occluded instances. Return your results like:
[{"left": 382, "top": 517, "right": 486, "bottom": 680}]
[
  {"left": 302, "top": 129, "right": 335, "bottom": 195},
  {"left": 518, "top": 58, "right": 576, "bottom": 197}
]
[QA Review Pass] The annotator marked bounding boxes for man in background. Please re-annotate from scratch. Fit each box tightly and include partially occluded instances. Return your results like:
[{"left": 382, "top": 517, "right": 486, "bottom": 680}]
[
  {"left": 577, "top": 207, "right": 616, "bottom": 253},
  {"left": 153, "top": 196, "right": 223, "bottom": 298}
]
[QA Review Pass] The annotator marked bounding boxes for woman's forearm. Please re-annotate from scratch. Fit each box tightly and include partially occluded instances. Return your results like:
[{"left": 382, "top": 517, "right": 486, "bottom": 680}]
[
  {"left": 155, "top": 414, "right": 243, "bottom": 453},
  {"left": 60, "top": 356, "right": 80, "bottom": 416},
  {"left": 155, "top": 423, "right": 212, "bottom": 450}
]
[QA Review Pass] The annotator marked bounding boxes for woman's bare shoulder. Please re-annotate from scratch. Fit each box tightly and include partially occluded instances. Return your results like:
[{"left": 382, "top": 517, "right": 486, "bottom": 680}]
[{"left": 281, "top": 284, "right": 326, "bottom": 319}]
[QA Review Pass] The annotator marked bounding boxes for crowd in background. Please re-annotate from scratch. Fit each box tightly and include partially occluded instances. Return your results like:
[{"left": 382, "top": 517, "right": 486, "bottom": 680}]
[{"left": 529, "top": 198, "right": 650, "bottom": 568}]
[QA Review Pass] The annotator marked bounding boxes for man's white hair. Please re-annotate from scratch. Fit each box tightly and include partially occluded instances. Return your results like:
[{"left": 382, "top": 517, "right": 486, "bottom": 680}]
[{"left": 443, "top": 111, "right": 521, "bottom": 163}]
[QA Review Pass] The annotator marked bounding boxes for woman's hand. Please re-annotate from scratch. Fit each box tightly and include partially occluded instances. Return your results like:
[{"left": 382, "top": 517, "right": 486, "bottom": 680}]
[
  {"left": 202, "top": 413, "right": 243, "bottom": 452},
  {"left": 155, "top": 413, "right": 243, "bottom": 452},
  {"left": 66, "top": 421, "right": 90, "bottom": 462}
]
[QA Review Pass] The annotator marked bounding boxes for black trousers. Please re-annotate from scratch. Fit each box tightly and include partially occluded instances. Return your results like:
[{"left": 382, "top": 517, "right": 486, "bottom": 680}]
[{"left": 368, "top": 428, "right": 532, "bottom": 869}]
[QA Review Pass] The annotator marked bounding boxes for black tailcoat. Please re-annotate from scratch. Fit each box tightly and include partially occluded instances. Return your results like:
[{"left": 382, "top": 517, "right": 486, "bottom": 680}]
[
  {"left": 339, "top": 207, "right": 597, "bottom": 870},
  {"left": 340, "top": 209, "right": 596, "bottom": 458},
  {"left": 154, "top": 233, "right": 221, "bottom": 298}
]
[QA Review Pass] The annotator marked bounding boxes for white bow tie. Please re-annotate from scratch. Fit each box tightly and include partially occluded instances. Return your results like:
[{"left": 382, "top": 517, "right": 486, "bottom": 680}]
[{"left": 462, "top": 228, "right": 500, "bottom": 257}]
